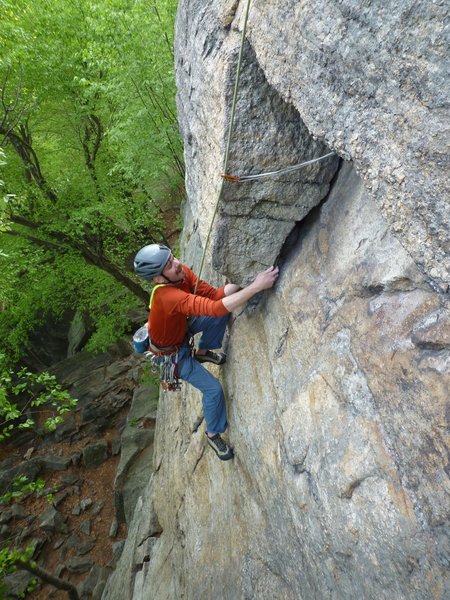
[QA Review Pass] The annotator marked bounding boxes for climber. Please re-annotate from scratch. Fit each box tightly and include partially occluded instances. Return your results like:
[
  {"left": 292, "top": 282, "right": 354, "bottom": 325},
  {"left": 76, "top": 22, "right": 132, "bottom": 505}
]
[{"left": 134, "top": 243, "right": 279, "bottom": 461}]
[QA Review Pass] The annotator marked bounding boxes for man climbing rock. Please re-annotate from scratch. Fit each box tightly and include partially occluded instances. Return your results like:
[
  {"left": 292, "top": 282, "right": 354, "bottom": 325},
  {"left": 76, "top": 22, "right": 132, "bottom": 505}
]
[{"left": 134, "top": 244, "right": 279, "bottom": 461}]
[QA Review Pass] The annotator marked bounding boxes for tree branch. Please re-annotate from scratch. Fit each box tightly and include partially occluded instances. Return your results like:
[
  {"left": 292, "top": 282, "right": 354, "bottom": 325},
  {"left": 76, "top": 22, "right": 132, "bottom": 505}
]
[
  {"left": 6, "top": 220, "right": 150, "bottom": 304},
  {"left": 0, "top": 65, "right": 23, "bottom": 140},
  {"left": 19, "top": 559, "right": 79, "bottom": 600},
  {"left": 4, "top": 228, "right": 65, "bottom": 252},
  {"left": 0, "top": 125, "right": 58, "bottom": 202},
  {"left": 89, "top": 114, "right": 102, "bottom": 162},
  {"left": 152, "top": 1, "right": 174, "bottom": 60},
  {"left": 9, "top": 215, "right": 43, "bottom": 229},
  {"left": 79, "top": 114, "right": 103, "bottom": 200}
]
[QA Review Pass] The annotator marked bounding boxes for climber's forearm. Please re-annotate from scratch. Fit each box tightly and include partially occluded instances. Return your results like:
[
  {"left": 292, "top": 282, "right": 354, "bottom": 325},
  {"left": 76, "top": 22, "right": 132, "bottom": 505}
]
[
  {"left": 224, "top": 283, "right": 241, "bottom": 296},
  {"left": 222, "top": 282, "right": 260, "bottom": 312}
]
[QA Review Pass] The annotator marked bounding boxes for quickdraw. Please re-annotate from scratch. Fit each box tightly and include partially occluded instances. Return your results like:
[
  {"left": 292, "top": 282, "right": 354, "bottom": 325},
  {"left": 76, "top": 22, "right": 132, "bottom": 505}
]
[
  {"left": 147, "top": 351, "right": 182, "bottom": 392},
  {"left": 221, "top": 173, "right": 241, "bottom": 183}
]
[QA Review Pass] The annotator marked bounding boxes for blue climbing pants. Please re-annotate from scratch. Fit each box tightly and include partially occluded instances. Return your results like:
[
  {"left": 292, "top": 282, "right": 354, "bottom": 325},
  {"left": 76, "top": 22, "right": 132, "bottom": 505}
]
[{"left": 177, "top": 314, "right": 229, "bottom": 435}]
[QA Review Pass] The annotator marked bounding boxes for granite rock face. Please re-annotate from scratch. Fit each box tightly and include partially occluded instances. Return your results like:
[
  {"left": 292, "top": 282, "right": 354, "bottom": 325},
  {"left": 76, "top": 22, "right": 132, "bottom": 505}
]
[
  {"left": 176, "top": 0, "right": 449, "bottom": 287},
  {"left": 104, "top": 2, "right": 449, "bottom": 599},
  {"left": 111, "top": 163, "right": 449, "bottom": 600}
]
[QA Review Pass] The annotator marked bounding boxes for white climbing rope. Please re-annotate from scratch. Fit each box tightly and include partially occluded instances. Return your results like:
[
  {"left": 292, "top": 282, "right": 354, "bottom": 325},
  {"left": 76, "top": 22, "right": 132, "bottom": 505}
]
[
  {"left": 194, "top": 0, "right": 253, "bottom": 292},
  {"left": 194, "top": 0, "right": 336, "bottom": 289}
]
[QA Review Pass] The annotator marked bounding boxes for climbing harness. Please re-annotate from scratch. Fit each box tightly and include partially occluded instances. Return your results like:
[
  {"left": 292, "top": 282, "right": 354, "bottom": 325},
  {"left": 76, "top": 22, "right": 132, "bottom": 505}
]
[
  {"left": 193, "top": 0, "right": 336, "bottom": 291},
  {"left": 132, "top": 283, "right": 183, "bottom": 391},
  {"left": 148, "top": 321, "right": 196, "bottom": 391}
]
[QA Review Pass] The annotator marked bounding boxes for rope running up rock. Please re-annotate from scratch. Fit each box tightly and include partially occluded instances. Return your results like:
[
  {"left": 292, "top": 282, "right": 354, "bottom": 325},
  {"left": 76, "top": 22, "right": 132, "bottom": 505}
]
[
  {"left": 193, "top": 0, "right": 253, "bottom": 293},
  {"left": 194, "top": 0, "right": 335, "bottom": 290}
]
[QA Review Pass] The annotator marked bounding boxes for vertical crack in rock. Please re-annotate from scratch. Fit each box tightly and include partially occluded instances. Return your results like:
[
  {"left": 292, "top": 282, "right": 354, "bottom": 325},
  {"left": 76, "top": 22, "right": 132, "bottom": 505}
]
[{"left": 275, "top": 156, "right": 344, "bottom": 270}]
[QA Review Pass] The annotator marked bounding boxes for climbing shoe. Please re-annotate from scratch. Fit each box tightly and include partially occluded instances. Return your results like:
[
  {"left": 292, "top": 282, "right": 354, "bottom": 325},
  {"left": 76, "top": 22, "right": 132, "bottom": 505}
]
[
  {"left": 205, "top": 433, "right": 234, "bottom": 461},
  {"left": 194, "top": 350, "right": 226, "bottom": 365}
]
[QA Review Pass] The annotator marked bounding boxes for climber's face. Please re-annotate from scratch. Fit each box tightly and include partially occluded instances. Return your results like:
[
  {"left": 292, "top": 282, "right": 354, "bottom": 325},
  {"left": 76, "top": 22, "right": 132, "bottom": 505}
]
[{"left": 161, "top": 254, "right": 185, "bottom": 283}]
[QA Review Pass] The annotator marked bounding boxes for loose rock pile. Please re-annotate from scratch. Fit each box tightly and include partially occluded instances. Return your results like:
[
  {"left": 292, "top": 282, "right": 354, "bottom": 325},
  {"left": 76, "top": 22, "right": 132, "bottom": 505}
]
[{"left": 0, "top": 340, "right": 158, "bottom": 599}]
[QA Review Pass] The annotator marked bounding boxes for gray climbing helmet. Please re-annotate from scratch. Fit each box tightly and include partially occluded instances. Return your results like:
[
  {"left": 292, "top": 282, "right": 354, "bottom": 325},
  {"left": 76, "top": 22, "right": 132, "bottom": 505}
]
[{"left": 134, "top": 244, "right": 171, "bottom": 280}]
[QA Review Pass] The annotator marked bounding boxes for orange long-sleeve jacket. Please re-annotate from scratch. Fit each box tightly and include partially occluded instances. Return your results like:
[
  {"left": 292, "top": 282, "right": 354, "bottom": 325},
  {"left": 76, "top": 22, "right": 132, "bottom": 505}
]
[{"left": 148, "top": 264, "right": 230, "bottom": 349}]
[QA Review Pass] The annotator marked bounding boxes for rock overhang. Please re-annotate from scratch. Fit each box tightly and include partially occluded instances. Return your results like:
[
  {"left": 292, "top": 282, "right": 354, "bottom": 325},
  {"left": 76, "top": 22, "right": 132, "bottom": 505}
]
[{"left": 176, "top": 0, "right": 449, "bottom": 287}]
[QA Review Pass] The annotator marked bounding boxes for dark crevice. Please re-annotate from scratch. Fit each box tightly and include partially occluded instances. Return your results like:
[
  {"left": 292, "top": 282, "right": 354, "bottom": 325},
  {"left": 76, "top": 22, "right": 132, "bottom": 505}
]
[
  {"left": 275, "top": 156, "right": 344, "bottom": 269},
  {"left": 359, "top": 284, "right": 386, "bottom": 297},
  {"left": 338, "top": 473, "right": 379, "bottom": 500},
  {"left": 191, "top": 448, "right": 205, "bottom": 474},
  {"left": 422, "top": 274, "right": 450, "bottom": 295},
  {"left": 412, "top": 339, "right": 449, "bottom": 351},
  {"left": 191, "top": 416, "right": 204, "bottom": 433}
]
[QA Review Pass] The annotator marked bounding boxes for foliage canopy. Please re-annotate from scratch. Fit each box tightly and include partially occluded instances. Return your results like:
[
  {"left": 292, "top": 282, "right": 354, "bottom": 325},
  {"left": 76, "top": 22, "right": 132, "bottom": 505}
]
[{"left": 0, "top": 0, "right": 183, "bottom": 364}]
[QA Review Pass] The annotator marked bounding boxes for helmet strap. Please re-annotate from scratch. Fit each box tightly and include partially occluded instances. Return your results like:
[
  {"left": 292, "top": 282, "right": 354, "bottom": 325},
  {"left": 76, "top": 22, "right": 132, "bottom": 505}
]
[{"left": 160, "top": 274, "right": 184, "bottom": 285}]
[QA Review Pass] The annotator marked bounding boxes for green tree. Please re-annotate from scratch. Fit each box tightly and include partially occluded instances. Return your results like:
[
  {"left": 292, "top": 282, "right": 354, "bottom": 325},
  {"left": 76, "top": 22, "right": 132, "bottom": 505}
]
[
  {"left": 0, "top": 0, "right": 183, "bottom": 362},
  {"left": 0, "top": 363, "right": 77, "bottom": 443}
]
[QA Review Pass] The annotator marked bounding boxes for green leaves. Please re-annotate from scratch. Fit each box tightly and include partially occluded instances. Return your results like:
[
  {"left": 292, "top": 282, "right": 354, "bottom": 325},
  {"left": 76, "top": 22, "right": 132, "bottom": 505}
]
[
  {"left": 1, "top": 0, "right": 182, "bottom": 198},
  {"left": 0, "top": 1, "right": 182, "bottom": 360},
  {"left": 0, "top": 364, "right": 78, "bottom": 441},
  {"left": 0, "top": 477, "right": 45, "bottom": 505},
  {"left": 0, "top": 543, "right": 37, "bottom": 598}
]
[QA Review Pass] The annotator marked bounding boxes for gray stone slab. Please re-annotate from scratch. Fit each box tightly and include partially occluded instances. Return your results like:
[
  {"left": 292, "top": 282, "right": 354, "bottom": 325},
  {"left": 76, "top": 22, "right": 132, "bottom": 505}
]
[{"left": 83, "top": 441, "right": 108, "bottom": 469}]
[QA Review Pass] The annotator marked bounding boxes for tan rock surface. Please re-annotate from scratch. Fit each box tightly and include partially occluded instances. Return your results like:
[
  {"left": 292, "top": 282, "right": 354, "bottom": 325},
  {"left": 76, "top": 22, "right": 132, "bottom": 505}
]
[
  {"left": 104, "top": 164, "right": 449, "bottom": 600},
  {"left": 103, "top": 1, "right": 449, "bottom": 597}
]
